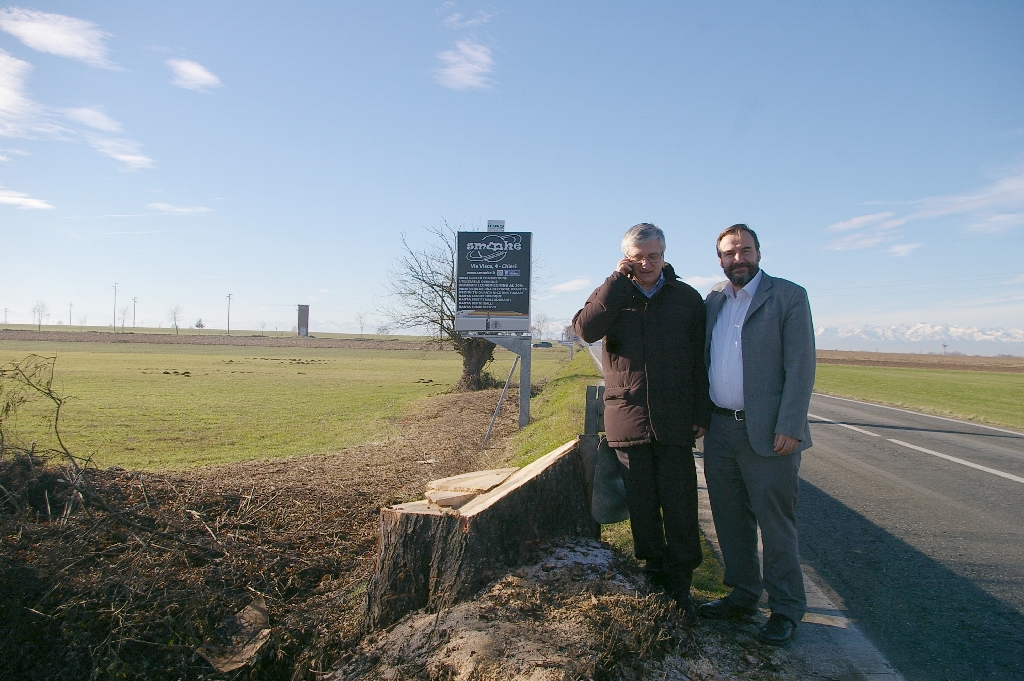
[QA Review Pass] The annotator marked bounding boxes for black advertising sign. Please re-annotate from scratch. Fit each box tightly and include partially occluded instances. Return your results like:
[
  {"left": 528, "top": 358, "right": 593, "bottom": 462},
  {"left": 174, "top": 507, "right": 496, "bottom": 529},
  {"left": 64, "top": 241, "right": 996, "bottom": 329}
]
[{"left": 455, "top": 231, "right": 532, "bottom": 332}]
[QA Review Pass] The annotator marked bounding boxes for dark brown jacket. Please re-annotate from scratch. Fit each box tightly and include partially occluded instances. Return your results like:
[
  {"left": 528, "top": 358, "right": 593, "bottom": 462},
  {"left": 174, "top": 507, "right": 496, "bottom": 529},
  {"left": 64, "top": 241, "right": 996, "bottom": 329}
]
[{"left": 573, "top": 264, "right": 711, "bottom": 449}]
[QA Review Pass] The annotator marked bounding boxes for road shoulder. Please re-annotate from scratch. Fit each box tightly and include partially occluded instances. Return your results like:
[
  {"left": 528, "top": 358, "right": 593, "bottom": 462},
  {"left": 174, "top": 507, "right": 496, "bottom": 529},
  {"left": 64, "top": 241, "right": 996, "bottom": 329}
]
[{"left": 694, "top": 448, "right": 906, "bottom": 680}]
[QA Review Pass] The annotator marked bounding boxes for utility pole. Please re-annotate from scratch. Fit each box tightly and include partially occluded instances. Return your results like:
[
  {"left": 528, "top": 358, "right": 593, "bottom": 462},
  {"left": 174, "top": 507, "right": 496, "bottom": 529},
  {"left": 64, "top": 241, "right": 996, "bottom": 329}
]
[
  {"left": 226, "top": 293, "right": 232, "bottom": 335},
  {"left": 112, "top": 283, "right": 118, "bottom": 332},
  {"left": 69, "top": 302, "right": 73, "bottom": 327},
  {"left": 133, "top": 297, "right": 138, "bottom": 328}
]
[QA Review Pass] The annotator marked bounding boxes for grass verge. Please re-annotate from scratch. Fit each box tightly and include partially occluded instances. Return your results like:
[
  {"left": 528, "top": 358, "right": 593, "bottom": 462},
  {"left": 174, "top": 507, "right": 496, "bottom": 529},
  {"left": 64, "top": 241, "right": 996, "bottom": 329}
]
[
  {"left": 507, "top": 348, "right": 602, "bottom": 466},
  {"left": 815, "top": 364, "right": 1024, "bottom": 431},
  {"left": 602, "top": 520, "right": 728, "bottom": 600}
]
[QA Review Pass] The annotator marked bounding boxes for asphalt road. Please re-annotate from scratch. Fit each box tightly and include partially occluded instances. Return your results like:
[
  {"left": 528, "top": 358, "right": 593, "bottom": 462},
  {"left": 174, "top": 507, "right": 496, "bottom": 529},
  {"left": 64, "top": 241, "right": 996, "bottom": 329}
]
[{"left": 798, "top": 394, "right": 1024, "bottom": 681}]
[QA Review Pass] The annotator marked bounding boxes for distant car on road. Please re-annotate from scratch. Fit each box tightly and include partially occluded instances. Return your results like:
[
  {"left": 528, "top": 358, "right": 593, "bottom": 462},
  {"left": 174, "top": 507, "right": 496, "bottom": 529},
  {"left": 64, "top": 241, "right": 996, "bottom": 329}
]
[{"left": 532, "top": 341, "right": 552, "bottom": 348}]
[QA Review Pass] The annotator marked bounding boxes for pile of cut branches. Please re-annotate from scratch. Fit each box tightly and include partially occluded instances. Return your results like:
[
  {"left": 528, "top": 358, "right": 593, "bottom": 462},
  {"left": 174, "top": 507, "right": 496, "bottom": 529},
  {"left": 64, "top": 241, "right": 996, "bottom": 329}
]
[{"left": 0, "top": 354, "right": 516, "bottom": 680}]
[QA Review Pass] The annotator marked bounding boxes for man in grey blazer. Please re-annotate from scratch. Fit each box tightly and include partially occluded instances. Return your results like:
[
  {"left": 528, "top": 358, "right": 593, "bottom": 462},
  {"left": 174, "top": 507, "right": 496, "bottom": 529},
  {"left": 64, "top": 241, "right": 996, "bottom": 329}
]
[{"left": 698, "top": 224, "right": 816, "bottom": 645}]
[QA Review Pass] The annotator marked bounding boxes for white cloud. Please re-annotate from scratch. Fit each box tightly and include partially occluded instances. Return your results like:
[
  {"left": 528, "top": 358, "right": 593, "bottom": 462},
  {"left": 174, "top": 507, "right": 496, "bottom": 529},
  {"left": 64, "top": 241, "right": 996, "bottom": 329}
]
[
  {"left": 887, "top": 243, "right": 921, "bottom": 257},
  {"left": 435, "top": 40, "right": 493, "bottom": 90},
  {"left": 825, "top": 212, "right": 894, "bottom": 232},
  {"left": 967, "top": 212, "right": 1024, "bottom": 234},
  {"left": 825, "top": 171, "right": 1024, "bottom": 251},
  {"left": 167, "top": 59, "right": 222, "bottom": 91},
  {"left": 443, "top": 11, "right": 491, "bottom": 29},
  {"left": 1, "top": 51, "right": 147, "bottom": 173},
  {"left": 88, "top": 137, "right": 155, "bottom": 170},
  {"left": 0, "top": 47, "right": 47, "bottom": 137},
  {"left": 64, "top": 106, "right": 120, "bottom": 131},
  {"left": 549, "top": 277, "right": 592, "bottom": 293},
  {"left": 827, "top": 230, "right": 890, "bottom": 251},
  {"left": 147, "top": 202, "right": 211, "bottom": 214},
  {"left": 0, "top": 8, "right": 113, "bottom": 68},
  {"left": 0, "top": 186, "right": 52, "bottom": 209}
]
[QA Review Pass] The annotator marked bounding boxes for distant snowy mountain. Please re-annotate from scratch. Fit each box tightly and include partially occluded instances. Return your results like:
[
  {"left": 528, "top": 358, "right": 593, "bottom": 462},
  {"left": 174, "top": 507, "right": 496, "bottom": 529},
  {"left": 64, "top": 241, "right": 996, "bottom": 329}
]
[{"left": 815, "top": 324, "right": 1024, "bottom": 356}]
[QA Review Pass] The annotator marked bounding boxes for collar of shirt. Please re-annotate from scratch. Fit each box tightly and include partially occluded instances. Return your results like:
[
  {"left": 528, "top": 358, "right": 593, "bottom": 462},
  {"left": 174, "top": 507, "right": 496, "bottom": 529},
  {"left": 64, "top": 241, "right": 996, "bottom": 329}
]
[
  {"left": 632, "top": 271, "right": 666, "bottom": 298},
  {"left": 724, "top": 268, "right": 763, "bottom": 301}
]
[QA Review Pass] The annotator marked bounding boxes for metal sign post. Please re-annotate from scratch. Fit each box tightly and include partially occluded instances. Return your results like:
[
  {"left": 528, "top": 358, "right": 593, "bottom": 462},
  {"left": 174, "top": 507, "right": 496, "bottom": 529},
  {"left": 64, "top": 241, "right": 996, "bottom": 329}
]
[
  {"left": 480, "top": 333, "right": 531, "bottom": 428},
  {"left": 456, "top": 223, "right": 533, "bottom": 428}
]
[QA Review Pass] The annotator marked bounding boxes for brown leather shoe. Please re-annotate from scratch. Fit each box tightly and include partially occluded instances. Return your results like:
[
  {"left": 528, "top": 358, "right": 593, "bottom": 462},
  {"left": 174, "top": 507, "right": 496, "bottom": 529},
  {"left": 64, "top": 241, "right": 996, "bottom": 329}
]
[
  {"left": 698, "top": 597, "right": 758, "bottom": 620},
  {"left": 757, "top": 613, "right": 797, "bottom": 644}
]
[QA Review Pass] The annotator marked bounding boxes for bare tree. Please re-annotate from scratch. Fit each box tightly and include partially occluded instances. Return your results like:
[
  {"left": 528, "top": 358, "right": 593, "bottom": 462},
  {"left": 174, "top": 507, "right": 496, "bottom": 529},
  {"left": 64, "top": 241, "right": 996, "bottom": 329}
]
[
  {"left": 167, "top": 305, "right": 183, "bottom": 335},
  {"left": 355, "top": 310, "right": 368, "bottom": 339},
  {"left": 379, "top": 221, "right": 497, "bottom": 390},
  {"left": 260, "top": 321, "right": 267, "bottom": 337},
  {"left": 31, "top": 301, "right": 48, "bottom": 331},
  {"left": 77, "top": 315, "right": 87, "bottom": 331},
  {"left": 532, "top": 312, "right": 549, "bottom": 340},
  {"left": 118, "top": 305, "right": 130, "bottom": 332},
  {"left": 194, "top": 319, "right": 204, "bottom": 334}
]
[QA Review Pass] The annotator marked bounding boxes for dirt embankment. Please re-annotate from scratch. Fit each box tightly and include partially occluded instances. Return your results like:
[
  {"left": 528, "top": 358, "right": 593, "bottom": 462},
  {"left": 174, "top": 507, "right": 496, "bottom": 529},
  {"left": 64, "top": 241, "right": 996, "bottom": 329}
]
[
  {"left": 0, "top": 329, "right": 445, "bottom": 351},
  {"left": 816, "top": 350, "right": 1024, "bottom": 373}
]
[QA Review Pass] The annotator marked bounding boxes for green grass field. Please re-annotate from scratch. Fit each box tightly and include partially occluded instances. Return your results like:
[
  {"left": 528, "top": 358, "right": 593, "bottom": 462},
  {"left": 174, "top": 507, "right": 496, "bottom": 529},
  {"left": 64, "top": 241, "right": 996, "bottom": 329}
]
[
  {"left": 509, "top": 349, "right": 603, "bottom": 466},
  {"left": 0, "top": 340, "right": 570, "bottom": 470},
  {"left": 815, "top": 364, "right": 1024, "bottom": 431}
]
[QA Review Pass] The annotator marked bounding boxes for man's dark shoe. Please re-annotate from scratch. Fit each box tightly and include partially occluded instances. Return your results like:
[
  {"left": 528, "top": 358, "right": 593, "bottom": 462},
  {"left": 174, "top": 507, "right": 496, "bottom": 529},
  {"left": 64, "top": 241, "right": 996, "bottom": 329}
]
[
  {"left": 670, "top": 589, "right": 698, "bottom": 626},
  {"left": 757, "top": 613, "right": 797, "bottom": 645},
  {"left": 698, "top": 597, "right": 758, "bottom": 620}
]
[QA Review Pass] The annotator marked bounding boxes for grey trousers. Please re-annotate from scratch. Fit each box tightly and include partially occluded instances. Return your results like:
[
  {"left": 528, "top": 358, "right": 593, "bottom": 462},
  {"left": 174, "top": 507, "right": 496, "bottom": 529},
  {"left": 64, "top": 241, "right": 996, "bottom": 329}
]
[
  {"left": 615, "top": 442, "right": 703, "bottom": 582},
  {"left": 703, "top": 414, "right": 806, "bottom": 623}
]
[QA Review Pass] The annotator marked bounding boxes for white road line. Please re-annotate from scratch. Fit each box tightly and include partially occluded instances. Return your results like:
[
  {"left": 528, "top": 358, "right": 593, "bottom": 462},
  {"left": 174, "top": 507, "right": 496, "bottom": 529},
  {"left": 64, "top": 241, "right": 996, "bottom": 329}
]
[
  {"left": 888, "top": 439, "right": 1024, "bottom": 485},
  {"left": 813, "top": 393, "right": 1023, "bottom": 436},
  {"left": 808, "top": 413, "right": 881, "bottom": 437}
]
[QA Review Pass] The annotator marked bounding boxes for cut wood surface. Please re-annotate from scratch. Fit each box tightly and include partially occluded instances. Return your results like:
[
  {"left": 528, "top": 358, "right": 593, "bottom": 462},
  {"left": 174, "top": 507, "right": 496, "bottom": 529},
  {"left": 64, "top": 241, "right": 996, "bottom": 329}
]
[
  {"left": 426, "top": 468, "right": 518, "bottom": 494},
  {"left": 423, "top": 489, "right": 476, "bottom": 508},
  {"left": 364, "top": 440, "right": 599, "bottom": 630}
]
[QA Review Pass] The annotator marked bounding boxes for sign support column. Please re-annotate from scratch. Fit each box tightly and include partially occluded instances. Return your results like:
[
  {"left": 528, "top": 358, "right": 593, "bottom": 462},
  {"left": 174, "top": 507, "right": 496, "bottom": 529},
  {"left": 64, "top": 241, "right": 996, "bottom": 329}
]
[
  {"left": 455, "top": 224, "right": 533, "bottom": 428},
  {"left": 481, "top": 333, "right": 531, "bottom": 427}
]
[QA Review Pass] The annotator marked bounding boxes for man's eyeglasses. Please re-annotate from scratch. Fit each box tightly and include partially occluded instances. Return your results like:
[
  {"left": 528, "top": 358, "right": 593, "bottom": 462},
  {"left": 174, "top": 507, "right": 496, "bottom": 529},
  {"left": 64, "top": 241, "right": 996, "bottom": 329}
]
[{"left": 628, "top": 252, "right": 664, "bottom": 265}]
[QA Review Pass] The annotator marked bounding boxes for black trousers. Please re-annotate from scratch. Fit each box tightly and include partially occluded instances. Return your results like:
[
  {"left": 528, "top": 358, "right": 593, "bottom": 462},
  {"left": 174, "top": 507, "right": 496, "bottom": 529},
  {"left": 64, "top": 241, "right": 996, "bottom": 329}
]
[{"left": 615, "top": 442, "right": 702, "bottom": 580}]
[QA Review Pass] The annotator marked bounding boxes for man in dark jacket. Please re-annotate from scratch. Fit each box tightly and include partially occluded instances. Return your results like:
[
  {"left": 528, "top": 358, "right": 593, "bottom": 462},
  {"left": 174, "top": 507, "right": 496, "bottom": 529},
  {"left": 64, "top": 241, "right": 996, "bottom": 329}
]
[{"left": 573, "top": 223, "right": 712, "bottom": 620}]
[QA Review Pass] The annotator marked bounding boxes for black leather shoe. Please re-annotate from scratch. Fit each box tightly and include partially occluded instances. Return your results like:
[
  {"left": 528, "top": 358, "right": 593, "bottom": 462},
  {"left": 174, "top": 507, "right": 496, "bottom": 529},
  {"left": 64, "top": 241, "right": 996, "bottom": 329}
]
[
  {"left": 757, "top": 613, "right": 797, "bottom": 645},
  {"left": 698, "top": 597, "right": 758, "bottom": 620},
  {"left": 667, "top": 589, "right": 700, "bottom": 626}
]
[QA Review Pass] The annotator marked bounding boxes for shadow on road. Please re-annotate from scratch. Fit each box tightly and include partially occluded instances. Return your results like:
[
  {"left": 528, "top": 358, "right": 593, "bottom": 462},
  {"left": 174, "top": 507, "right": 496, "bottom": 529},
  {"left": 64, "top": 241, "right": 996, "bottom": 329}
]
[{"left": 798, "top": 478, "right": 1024, "bottom": 681}]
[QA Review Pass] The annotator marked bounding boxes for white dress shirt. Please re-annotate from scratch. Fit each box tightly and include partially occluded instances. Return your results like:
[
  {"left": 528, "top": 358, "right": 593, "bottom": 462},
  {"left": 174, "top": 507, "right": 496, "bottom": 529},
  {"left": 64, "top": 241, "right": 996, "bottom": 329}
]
[{"left": 709, "top": 269, "right": 763, "bottom": 411}]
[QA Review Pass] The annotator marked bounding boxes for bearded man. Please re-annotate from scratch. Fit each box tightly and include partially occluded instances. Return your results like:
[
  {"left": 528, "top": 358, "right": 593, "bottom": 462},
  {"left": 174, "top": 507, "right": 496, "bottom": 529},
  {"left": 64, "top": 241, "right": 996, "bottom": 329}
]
[{"left": 699, "top": 223, "right": 816, "bottom": 645}]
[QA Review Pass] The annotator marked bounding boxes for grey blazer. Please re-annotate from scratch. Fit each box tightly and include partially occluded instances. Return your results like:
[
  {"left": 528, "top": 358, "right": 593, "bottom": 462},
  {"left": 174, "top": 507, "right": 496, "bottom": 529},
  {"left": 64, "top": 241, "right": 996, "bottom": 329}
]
[{"left": 704, "top": 272, "right": 816, "bottom": 457}]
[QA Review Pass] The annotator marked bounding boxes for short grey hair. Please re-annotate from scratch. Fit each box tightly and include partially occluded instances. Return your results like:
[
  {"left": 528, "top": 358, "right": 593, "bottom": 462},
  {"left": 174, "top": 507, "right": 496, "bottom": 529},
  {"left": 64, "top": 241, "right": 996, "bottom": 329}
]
[{"left": 620, "top": 223, "right": 665, "bottom": 256}]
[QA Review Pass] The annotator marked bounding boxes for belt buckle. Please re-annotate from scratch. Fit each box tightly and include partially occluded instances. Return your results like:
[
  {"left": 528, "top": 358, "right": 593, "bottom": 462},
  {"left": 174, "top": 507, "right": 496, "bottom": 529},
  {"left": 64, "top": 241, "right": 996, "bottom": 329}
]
[{"left": 733, "top": 410, "right": 743, "bottom": 421}]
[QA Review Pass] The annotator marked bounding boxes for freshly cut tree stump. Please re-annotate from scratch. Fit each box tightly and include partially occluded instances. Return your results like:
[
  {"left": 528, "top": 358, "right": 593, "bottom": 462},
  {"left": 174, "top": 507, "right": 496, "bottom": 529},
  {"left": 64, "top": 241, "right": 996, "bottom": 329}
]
[{"left": 364, "top": 440, "right": 598, "bottom": 630}]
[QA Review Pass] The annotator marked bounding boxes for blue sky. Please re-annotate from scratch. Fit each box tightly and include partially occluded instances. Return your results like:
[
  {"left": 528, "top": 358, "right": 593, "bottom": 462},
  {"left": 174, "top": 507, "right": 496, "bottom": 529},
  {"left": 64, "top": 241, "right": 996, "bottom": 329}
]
[{"left": 1, "top": 2, "right": 1022, "bottom": 334}]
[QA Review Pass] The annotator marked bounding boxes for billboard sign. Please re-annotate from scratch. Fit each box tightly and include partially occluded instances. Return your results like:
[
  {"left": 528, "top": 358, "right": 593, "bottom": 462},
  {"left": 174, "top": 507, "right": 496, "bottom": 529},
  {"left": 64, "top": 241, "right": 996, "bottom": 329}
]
[{"left": 455, "top": 231, "right": 531, "bottom": 333}]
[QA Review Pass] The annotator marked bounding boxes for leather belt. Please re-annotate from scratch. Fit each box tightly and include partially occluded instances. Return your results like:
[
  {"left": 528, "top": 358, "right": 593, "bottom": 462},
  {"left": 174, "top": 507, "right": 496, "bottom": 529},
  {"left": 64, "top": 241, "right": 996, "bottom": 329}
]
[{"left": 713, "top": 405, "right": 745, "bottom": 421}]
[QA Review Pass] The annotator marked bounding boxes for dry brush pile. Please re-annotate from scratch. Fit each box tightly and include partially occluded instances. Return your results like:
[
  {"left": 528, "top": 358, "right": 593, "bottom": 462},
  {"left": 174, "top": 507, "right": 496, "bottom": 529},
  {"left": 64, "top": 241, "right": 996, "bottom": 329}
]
[{"left": 0, "top": 354, "right": 518, "bottom": 680}]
